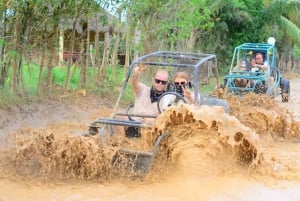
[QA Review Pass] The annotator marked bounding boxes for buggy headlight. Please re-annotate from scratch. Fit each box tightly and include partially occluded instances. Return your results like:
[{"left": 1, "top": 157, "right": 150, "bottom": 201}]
[{"left": 267, "top": 37, "right": 276, "bottom": 45}]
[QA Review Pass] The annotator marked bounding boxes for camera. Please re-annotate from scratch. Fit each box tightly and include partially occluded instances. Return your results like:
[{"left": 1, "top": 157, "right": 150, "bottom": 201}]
[
  {"left": 166, "top": 83, "right": 185, "bottom": 96},
  {"left": 175, "top": 85, "right": 184, "bottom": 96}
]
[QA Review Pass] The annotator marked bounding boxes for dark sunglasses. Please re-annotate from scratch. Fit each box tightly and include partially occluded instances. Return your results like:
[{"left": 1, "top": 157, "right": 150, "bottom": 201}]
[
  {"left": 174, "top": 81, "right": 187, "bottom": 86},
  {"left": 154, "top": 79, "right": 168, "bottom": 85}
]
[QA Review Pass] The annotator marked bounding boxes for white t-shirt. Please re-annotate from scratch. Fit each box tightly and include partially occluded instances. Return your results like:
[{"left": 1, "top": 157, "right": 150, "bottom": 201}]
[
  {"left": 252, "top": 61, "right": 269, "bottom": 72},
  {"left": 132, "top": 83, "right": 159, "bottom": 122}
]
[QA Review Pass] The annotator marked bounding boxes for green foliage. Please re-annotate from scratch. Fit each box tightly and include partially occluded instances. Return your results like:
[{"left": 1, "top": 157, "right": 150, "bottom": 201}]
[
  {"left": 203, "top": 0, "right": 267, "bottom": 65},
  {"left": 218, "top": 65, "right": 231, "bottom": 76},
  {"left": 1, "top": 0, "right": 299, "bottom": 104},
  {"left": 1, "top": 62, "right": 131, "bottom": 104},
  {"left": 22, "top": 62, "right": 41, "bottom": 93},
  {"left": 8, "top": 50, "right": 20, "bottom": 57},
  {"left": 0, "top": 62, "right": 41, "bottom": 108},
  {"left": 199, "top": 77, "right": 222, "bottom": 94},
  {"left": 294, "top": 45, "right": 300, "bottom": 58},
  {"left": 104, "top": 65, "right": 134, "bottom": 104},
  {"left": 159, "top": 0, "right": 213, "bottom": 43},
  {"left": 263, "top": 0, "right": 300, "bottom": 46},
  {"left": 52, "top": 65, "right": 80, "bottom": 89},
  {"left": 52, "top": 67, "right": 68, "bottom": 85}
]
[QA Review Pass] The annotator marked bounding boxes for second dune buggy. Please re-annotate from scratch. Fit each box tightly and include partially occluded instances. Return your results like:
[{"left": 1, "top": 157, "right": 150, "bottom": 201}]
[{"left": 223, "top": 41, "right": 290, "bottom": 102}]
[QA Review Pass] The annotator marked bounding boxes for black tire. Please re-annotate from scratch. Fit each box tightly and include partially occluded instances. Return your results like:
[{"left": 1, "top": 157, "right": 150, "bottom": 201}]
[
  {"left": 280, "top": 78, "right": 290, "bottom": 102},
  {"left": 254, "top": 83, "right": 267, "bottom": 94},
  {"left": 88, "top": 126, "right": 98, "bottom": 135}
]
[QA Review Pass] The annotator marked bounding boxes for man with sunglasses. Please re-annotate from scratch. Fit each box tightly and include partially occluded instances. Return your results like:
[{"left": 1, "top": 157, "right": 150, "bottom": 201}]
[{"left": 130, "top": 65, "right": 169, "bottom": 122}]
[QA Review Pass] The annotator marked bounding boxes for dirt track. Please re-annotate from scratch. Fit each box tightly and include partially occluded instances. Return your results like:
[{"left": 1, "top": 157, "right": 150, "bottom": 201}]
[{"left": 0, "top": 78, "right": 300, "bottom": 201}]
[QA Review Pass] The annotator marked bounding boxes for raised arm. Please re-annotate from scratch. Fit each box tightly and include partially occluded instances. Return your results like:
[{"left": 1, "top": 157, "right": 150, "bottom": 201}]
[{"left": 130, "top": 66, "right": 144, "bottom": 96}]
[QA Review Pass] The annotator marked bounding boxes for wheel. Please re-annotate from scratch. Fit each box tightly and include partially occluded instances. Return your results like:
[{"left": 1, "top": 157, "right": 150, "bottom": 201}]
[
  {"left": 254, "top": 82, "right": 267, "bottom": 94},
  {"left": 88, "top": 126, "right": 98, "bottom": 135},
  {"left": 157, "top": 92, "right": 187, "bottom": 113},
  {"left": 280, "top": 78, "right": 290, "bottom": 102}
]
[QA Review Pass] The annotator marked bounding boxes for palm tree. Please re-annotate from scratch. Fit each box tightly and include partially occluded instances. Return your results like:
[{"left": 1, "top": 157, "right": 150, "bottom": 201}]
[
  {"left": 263, "top": 0, "right": 300, "bottom": 70},
  {"left": 264, "top": 0, "right": 300, "bottom": 45}
]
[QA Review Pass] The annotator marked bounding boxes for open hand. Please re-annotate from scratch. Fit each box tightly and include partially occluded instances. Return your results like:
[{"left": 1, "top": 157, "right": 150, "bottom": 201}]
[
  {"left": 183, "top": 85, "right": 191, "bottom": 98},
  {"left": 134, "top": 63, "right": 147, "bottom": 76}
]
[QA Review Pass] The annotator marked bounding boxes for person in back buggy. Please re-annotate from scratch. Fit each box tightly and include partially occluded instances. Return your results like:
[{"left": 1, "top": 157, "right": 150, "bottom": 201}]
[{"left": 233, "top": 60, "right": 251, "bottom": 88}]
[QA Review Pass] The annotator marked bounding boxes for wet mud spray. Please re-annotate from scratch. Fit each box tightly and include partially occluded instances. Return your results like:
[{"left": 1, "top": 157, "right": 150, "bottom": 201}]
[
  {"left": 1, "top": 94, "right": 300, "bottom": 180},
  {"left": 0, "top": 87, "right": 300, "bottom": 200}
]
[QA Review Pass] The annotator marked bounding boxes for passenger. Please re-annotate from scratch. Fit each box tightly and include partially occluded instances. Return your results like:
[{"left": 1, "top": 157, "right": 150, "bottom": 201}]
[
  {"left": 250, "top": 58, "right": 257, "bottom": 71},
  {"left": 233, "top": 59, "right": 248, "bottom": 72},
  {"left": 240, "top": 60, "right": 248, "bottom": 72},
  {"left": 173, "top": 72, "right": 199, "bottom": 104},
  {"left": 234, "top": 60, "right": 250, "bottom": 87}
]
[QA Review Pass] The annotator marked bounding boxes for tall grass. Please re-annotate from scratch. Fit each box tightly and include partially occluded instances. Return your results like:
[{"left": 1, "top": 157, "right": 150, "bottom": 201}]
[
  {"left": 0, "top": 63, "right": 134, "bottom": 108},
  {"left": 52, "top": 65, "right": 81, "bottom": 89}
]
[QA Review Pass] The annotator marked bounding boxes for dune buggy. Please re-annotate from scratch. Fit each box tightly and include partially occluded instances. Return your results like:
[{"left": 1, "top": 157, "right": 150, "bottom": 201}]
[
  {"left": 88, "top": 51, "right": 230, "bottom": 174},
  {"left": 223, "top": 42, "right": 290, "bottom": 102}
]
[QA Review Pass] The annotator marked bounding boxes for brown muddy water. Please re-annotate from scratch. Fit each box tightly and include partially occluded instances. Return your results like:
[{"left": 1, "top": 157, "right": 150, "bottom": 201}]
[{"left": 0, "top": 79, "right": 300, "bottom": 201}]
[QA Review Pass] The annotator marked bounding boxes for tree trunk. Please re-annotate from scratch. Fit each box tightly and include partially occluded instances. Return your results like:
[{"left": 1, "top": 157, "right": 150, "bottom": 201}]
[
  {"left": 64, "top": 18, "right": 77, "bottom": 90},
  {"left": 133, "top": 26, "right": 140, "bottom": 61},
  {"left": 124, "top": 13, "right": 131, "bottom": 71},
  {"left": 0, "top": 6, "right": 8, "bottom": 87},
  {"left": 94, "top": 31, "right": 100, "bottom": 77},
  {"left": 37, "top": 45, "right": 45, "bottom": 94},
  {"left": 80, "top": 18, "right": 89, "bottom": 88},
  {"left": 37, "top": 25, "right": 47, "bottom": 94},
  {"left": 100, "top": 32, "right": 111, "bottom": 78},
  {"left": 112, "top": 11, "right": 122, "bottom": 81},
  {"left": 58, "top": 29, "right": 64, "bottom": 66},
  {"left": 45, "top": 50, "right": 55, "bottom": 96},
  {"left": 10, "top": 54, "right": 17, "bottom": 93},
  {"left": 187, "top": 29, "right": 198, "bottom": 51},
  {"left": 112, "top": 32, "right": 120, "bottom": 67},
  {"left": 10, "top": 14, "right": 23, "bottom": 94}
]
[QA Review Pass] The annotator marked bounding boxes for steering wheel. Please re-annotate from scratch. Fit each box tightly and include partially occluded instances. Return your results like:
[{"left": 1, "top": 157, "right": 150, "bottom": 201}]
[{"left": 157, "top": 92, "right": 187, "bottom": 113}]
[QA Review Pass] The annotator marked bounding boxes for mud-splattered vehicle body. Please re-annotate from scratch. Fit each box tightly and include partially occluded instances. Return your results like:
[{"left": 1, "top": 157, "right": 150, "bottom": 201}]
[
  {"left": 88, "top": 51, "right": 230, "bottom": 174},
  {"left": 224, "top": 42, "right": 290, "bottom": 102}
]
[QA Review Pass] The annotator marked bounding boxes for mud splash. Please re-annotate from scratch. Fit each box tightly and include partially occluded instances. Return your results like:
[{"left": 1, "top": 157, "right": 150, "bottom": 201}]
[
  {"left": 227, "top": 93, "right": 300, "bottom": 139},
  {"left": 1, "top": 88, "right": 300, "bottom": 200},
  {"left": 145, "top": 103, "right": 263, "bottom": 175},
  {"left": 0, "top": 100, "right": 285, "bottom": 182}
]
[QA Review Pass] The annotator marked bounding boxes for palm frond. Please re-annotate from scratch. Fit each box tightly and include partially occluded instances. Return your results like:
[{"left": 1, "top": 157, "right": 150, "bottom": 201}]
[{"left": 280, "top": 15, "right": 300, "bottom": 46}]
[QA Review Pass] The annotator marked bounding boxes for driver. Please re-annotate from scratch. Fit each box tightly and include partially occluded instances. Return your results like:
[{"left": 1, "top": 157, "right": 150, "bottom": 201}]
[
  {"left": 253, "top": 53, "right": 268, "bottom": 71},
  {"left": 123, "top": 65, "right": 169, "bottom": 138},
  {"left": 130, "top": 64, "right": 169, "bottom": 122}
]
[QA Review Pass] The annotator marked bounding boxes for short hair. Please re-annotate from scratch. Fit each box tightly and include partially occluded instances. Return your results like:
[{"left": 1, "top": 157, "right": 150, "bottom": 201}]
[
  {"left": 155, "top": 69, "right": 169, "bottom": 79},
  {"left": 255, "top": 52, "right": 264, "bottom": 59}
]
